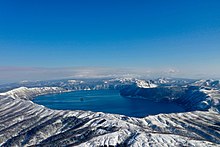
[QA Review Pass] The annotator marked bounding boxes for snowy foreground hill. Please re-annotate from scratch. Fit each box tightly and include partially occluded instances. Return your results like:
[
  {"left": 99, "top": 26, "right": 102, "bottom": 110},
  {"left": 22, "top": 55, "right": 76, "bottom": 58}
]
[{"left": 0, "top": 78, "right": 220, "bottom": 146}]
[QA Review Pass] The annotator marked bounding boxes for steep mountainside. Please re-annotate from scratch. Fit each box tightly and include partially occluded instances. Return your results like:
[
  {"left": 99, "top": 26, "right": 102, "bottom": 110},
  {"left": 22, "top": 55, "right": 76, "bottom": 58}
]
[{"left": 0, "top": 78, "right": 220, "bottom": 146}]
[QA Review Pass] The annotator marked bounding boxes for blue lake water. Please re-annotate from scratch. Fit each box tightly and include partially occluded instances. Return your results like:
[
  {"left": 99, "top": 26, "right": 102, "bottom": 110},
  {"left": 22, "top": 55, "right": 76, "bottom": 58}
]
[{"left": 33, "top": 90, "right": 185, "bottom": 117}]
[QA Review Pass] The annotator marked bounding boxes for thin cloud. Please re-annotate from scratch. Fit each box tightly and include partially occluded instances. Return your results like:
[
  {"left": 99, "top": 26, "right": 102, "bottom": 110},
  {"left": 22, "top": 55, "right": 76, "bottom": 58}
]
[{"left": 0, "top": 66, "right": 219, "bottom": 84}]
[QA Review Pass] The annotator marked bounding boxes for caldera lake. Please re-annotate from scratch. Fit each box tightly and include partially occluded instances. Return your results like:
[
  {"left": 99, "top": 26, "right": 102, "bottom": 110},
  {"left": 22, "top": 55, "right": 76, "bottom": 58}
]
[{"left": 33, "top": 90, "right": 185, "bottom": 118}]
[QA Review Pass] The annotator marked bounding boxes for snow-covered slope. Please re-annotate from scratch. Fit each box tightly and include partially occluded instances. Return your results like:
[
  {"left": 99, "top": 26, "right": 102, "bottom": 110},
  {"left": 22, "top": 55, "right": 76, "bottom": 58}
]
[
  {"left": 200, "top": 88, "right": 220, "bottom": 113},
  {"left": 0, "top": 86, "right": 220, "bottom": 146},
  {"left": 194, "top": 79, "right": 220, "bottom": 88},
  {"left": 0, "top": 86, "right": 65, "bottom": 100},
  {"left": 0, "top": 78, "right": 220, "bottom": 146},
  {"left": 136, "top": 79, "right": 157, "bottom": 88}
]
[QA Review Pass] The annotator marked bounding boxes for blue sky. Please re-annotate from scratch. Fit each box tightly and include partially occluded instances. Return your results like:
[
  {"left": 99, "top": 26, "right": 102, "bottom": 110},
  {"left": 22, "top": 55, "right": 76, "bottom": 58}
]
[{"left": 0, "top": 0, "right": 220, "bottom": 82}]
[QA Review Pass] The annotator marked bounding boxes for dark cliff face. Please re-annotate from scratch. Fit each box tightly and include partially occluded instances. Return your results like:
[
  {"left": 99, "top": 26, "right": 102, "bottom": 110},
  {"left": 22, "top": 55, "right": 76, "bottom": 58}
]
[
  {"left": 120, "top": 85, "right": 185, "bottom": 101},
  {"left": 119, "top": 85, "right": 213, "bottom": 111},
  {"left": 175, "top": 86, "right": 212, "bottom": 111}
]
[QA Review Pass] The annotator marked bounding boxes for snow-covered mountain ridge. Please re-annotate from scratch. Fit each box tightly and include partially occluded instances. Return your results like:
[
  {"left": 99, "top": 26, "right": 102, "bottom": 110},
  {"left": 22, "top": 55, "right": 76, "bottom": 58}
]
[
  {"left": 0, "top": 78, "right": 220, "bottom": 146},
  {"left": 0, "top": 86, "right": 65, "bottom": 100}
]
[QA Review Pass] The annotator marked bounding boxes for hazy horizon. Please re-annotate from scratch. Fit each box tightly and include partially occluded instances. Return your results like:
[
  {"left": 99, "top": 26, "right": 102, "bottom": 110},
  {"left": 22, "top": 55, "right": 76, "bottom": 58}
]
[{"left": 0, "top": 66, "right": 219, "bottom": 84}]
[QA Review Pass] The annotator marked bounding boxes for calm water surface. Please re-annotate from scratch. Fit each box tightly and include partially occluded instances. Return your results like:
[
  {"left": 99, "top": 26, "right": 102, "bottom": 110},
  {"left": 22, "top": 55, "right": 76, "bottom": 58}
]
[{"left": 33, "top": 90, "right": 185, "bottom": 117}]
